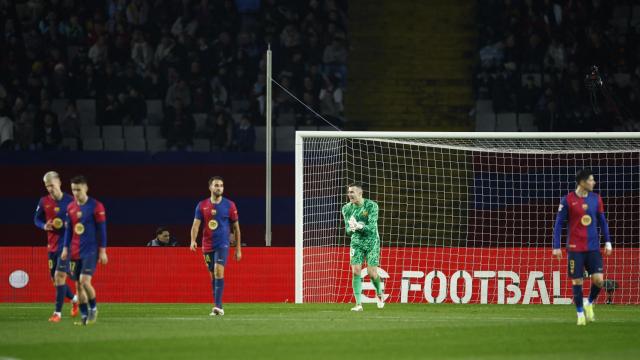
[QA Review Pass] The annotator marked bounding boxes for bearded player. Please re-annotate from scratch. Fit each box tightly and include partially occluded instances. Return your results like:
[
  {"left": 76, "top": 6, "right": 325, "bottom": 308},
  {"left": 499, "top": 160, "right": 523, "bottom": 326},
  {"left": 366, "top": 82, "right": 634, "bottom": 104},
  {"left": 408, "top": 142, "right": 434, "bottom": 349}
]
[{"left": 190, "top": 176, "right": 242, "bottom": 316}]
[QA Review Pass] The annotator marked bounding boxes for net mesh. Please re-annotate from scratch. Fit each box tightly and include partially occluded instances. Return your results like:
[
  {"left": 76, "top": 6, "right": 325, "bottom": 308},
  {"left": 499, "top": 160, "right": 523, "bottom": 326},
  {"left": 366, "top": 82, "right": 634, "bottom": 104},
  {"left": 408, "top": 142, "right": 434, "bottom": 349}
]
[{"left": 300, "top": 136, "right": 640, "bottom": 304}]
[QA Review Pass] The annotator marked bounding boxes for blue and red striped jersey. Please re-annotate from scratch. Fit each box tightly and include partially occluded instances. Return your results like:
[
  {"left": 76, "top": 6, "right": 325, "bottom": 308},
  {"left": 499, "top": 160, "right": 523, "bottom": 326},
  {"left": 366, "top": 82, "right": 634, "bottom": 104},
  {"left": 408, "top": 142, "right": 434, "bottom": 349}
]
[
  {"left": 34, "top": 193, "right": 74, "bottom": 253},
  {"left": 194, "top": 197, "right": 238, "bottom": 252},
  {"left": 63, "top": 197, "right": 107, "bottom": 259},
  {"left": 553, "top": 191, "right": 611, "bottom": 252}
]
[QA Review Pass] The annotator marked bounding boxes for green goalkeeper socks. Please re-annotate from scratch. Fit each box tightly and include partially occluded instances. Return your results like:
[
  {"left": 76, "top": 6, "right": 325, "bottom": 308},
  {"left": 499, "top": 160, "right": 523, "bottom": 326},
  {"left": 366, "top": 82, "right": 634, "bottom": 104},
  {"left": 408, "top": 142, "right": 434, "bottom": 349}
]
[
  {"left": 352, "top": 274, "right": 362, "bottom": 305},
  {"left": 371, "top": 275, "right": 383, "bottom": 296}
]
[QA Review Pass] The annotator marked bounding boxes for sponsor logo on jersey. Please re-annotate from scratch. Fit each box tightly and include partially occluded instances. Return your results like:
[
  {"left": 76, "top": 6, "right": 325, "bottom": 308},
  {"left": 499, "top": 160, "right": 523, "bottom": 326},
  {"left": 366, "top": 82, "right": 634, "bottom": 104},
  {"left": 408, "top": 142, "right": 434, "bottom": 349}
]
[
  {"left": 208, "top": 220, "right": 218, "bottom": 230},
  {"left": 74, "top": 223, "right": 85, "bottom": 235},
  {"left": 52, "top": 218, "right": 63, "bottom": 229}
]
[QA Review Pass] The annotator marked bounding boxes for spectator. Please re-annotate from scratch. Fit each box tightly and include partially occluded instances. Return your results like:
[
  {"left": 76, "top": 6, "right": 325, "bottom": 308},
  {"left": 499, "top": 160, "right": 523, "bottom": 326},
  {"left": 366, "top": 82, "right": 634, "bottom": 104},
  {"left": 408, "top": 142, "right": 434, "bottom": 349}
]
[
  {"left": 36, "top": 112, "right": 62, "bottom": 150},
  {"left": 131, "top": 31, "right": 154, "bottom": 72},
  {"left": 154, "top": 35, "right": 176, "bottom": 66},
  {"left": 319, "top": 77, "right": 344, "bottom": 119},
  {"left": 100, "top": 93, "right": 124, "bottom": 125},
  {"left": 14, "top": 111, "right": 35, "bottom": 151},
  {"left": 126, "top": 0, "right": 150, "bottom": 26},
  {"left": 164, "top": 100, "right": 195, "bottom": 150},
  {"left": 122, "top": 88, "right": 147, "bottom": 125},
  {"left": 0, "top": 115, "right": 13, "bottom": 150},
  {"left": 519, "top": 76, "right": 541, "bottom": 113},
  {"left": 88, "top": 36, "right": 109, "bottom": 66},
  {"left": 165, "top": 79, "right": 192, "bottom": 109},
  {"left": 207, "top": 111, "right": 232, "bottom": 150},
  {"left": 233, "top": 114, "right": 256, "bottom": 151},
  {"left": 60, "top": 101, "right": 81, "bottom": 140},
  {"left": 147, "top": 227, "right": 178, "bottom": 246}
]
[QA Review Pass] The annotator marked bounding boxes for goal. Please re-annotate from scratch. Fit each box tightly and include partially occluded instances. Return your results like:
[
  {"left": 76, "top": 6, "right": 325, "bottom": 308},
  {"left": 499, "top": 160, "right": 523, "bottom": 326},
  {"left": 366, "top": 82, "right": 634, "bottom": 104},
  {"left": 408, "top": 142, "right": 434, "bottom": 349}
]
[{"left": 295, "top": 132, "right": 640, "bottom": 305}]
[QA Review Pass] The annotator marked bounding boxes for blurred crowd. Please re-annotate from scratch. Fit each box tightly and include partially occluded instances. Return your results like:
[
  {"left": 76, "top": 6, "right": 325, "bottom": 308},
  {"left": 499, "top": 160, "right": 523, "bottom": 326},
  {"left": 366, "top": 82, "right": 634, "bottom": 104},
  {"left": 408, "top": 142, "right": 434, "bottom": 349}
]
[
  {"left": 474, "top": 0, "right": 640, "bottom": 131},
  {"left": 0, "top": 0, "right": 349, "bottom": 151}
]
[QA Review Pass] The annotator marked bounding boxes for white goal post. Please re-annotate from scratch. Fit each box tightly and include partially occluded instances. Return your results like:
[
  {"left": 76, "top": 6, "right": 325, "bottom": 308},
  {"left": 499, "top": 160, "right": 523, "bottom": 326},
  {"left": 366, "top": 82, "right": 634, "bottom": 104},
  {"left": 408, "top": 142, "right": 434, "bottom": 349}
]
[{"left": 295, "top": 131, "right": 640, "bottom": 305}]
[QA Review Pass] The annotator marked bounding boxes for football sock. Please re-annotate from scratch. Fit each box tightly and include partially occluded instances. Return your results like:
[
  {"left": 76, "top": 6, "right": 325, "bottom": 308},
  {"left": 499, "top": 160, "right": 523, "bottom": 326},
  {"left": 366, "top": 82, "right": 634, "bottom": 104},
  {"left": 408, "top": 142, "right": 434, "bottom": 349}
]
[
  {"left": 352, "top": 274, "right": 362, "bottom": 305},
  {"left": 214, "top": 278, "right": 224, "bottom": 309},
  {"left": 572, "top": 284, "right": 584, "bottom": 313},
  {"left": 55, "top": 285, "right": 66, "bottom": 313},
  {"left": 371, "top": 274, "right": 382, "bottom": 296},
  {"left": 588, "top": 283, "right": 602, "bottom": 305}
]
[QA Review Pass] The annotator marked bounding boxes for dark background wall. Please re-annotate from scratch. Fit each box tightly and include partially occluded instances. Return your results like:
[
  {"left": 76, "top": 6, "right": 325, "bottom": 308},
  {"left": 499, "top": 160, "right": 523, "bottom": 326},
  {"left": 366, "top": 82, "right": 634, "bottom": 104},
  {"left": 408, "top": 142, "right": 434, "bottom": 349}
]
[{"left": 0, "top": 152, "right": 295, "bottom": 247}]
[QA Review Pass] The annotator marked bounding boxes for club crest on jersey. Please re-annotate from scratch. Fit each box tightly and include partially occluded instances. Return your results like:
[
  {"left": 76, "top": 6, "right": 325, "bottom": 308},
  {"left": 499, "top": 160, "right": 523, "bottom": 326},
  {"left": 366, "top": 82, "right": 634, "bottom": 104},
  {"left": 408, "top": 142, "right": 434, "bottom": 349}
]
[
  {"left": 582, "top": 204, "right": 588, "bottom": 210},
  {"left": 52, "top": 217, "right": 63, "bottom": 229},
  {"left": 581, "top": 215, "right": 592, "bottom": 226},
  {"left": 74, "top": 223, "right": 85, "bottom": 235},
  {"left": 54, "top": 207, "right": 60, "bottom": 213},
  {"left": 208, "top": 220, "right": 218, "bottom": 230},
  {"left": 211, "top": 208, "right": 217, "bottom": 216},
  {"left": 362, "top": 210, "right": 368, "bottom": 217},
  {"left": 76, "top": 211, "right": 83, "bottom": 219}
]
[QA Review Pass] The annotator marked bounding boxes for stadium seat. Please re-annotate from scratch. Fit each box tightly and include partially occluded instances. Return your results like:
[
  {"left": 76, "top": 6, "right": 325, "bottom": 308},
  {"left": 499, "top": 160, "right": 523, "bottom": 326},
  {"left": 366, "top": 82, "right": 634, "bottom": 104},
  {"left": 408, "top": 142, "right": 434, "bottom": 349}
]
[
  {"left": 61, "top": 137, "right": 78, "bottom": 151},
  {"left": 475, "top": 113, "right": 496, "bottom": 132},
  {"left": 193, "top": 113, "right": 207, "bottom": 135},
  {"left": 124, "top": 126, "right": 145, "bottom": 139},
  {"left": 475, "top": 100, "right": 493, "bottom": 114},
  {"left": 496, "top": 113, "right": 518, "bottom": 132},
  {"left": 102, "top": 125, "right": 123, "bottom": 139},
  {"left": 254, "top": 126, "right": 265, "bottom": 152},
  {"left": 104, "top": 138, "right": 125, "bottom": 151},
  {"left": 146, "top": 100, "right": 164, "bottom": 125},
  {"left": 277, "top": 112, "right": 296, "bottom": 126},
  {"left": 83, "top": 138, "right": 103, "bottom": 151},
  {"left": 297, "top": 126, "right": 317, "bottom": 131},
  {"left": 193, "top": 139, "right": 211, "bottom": 152},
  {"left": 51, "top": 99, "right": 67, "bottom": 121},
  {"left": 76, "top": 99, "right": 96, "bottom": 125},
  {"left": 520, "top": 73, "right": 542, "bottom": 87},
  {"left": 147, "top": 138, "right": 167, "bottom": 152},
  {"left": 614, "top": 73, "right": 631, "bottom": 88},
  {"left": 518, "top": 113, "right": 537, "bottom": 131},
  {"left": 125, "top": 138, "right": 147, "bottom": 152},
  {"left": 275, "top": 126, "right": 295, "bottom": 151},
  {"left": 80, "top": 125, "right": 101, "bottom": 138},
  {"left": 318, "top": 126, "right": 339, "bottom": 132},
  {"left": 231, "top": 100, "right": 249, "bottom": 113},
  {"left": 145, "top": 125, "right": 163, "bottom": 139}
]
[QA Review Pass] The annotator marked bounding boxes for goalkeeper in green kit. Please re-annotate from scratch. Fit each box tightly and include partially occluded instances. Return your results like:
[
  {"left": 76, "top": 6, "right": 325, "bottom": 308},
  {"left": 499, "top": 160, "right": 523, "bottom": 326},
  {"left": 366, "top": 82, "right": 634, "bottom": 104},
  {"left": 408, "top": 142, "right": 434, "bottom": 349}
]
[{"left": 341, "top": 184, "right": 384, "bottom": 311}]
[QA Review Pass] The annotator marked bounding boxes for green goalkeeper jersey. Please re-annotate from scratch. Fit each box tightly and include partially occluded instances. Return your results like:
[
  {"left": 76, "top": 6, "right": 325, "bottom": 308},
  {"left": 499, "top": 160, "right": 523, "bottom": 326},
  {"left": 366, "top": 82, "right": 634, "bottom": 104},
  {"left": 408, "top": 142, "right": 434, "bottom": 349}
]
[{"left": 341, "top": 198, "right": 380, "bottom": 248}]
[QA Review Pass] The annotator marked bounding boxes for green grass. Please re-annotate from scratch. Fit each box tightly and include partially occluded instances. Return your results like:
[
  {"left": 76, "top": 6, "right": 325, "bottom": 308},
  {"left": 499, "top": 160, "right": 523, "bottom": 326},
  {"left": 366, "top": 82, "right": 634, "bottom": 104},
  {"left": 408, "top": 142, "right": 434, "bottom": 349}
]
[{"left": 1, "top": 303, "right": 639, "bottom": 360}]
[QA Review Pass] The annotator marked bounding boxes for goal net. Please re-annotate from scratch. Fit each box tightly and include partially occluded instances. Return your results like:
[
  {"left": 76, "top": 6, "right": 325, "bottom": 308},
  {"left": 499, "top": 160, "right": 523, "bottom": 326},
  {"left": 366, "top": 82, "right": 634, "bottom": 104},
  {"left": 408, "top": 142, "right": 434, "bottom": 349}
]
[{"left": 295, "top": 132, "right": 640, "bottom": 305}]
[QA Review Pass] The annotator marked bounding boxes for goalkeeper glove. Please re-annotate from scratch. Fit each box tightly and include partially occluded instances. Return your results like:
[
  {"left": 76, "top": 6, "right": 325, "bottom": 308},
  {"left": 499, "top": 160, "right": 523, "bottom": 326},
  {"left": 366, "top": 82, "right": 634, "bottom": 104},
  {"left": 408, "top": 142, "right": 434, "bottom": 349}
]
[{"left": 348, "top": 216, "right": 364, "bottom": 232}]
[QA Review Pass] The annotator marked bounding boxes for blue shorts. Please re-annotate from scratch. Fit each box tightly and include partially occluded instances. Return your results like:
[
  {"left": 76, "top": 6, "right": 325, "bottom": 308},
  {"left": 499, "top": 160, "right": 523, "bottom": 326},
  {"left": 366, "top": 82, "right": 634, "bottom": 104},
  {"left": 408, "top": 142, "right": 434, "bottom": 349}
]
[
  {"left": 58, "top": 254, "right": 98, "bottom": 281},
  {"left": 568, "top": 251, "right": 604, "bottom": 279},
  {"left": 49, "top": 252, "right": 62, "bottom": 279},
  {"left": 204, "top": 247, "right": 229, "bottom": 271}
]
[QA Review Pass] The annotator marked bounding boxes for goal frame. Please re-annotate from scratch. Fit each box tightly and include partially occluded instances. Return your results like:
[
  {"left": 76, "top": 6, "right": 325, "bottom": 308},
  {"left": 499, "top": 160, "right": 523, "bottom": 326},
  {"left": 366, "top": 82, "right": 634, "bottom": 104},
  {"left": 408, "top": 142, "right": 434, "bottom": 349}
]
[{"left": 294, "top": 131, "right": 640, "bottom": 304}]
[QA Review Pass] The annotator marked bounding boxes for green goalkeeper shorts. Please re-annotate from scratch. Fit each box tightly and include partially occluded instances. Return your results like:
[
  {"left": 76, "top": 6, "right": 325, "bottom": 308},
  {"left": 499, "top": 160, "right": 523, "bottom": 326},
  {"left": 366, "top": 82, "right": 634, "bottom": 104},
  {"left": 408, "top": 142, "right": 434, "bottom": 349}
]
[{"left": 349, "top": 240, "right": 380, "bottom": 267}]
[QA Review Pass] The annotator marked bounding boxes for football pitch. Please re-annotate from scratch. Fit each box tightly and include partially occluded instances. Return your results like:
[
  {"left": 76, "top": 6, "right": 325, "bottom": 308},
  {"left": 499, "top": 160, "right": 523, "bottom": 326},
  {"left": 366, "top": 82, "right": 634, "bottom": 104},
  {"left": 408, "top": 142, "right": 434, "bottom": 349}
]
[{"left": 1, "top": 303, "right": 639, "bottom": 360}]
